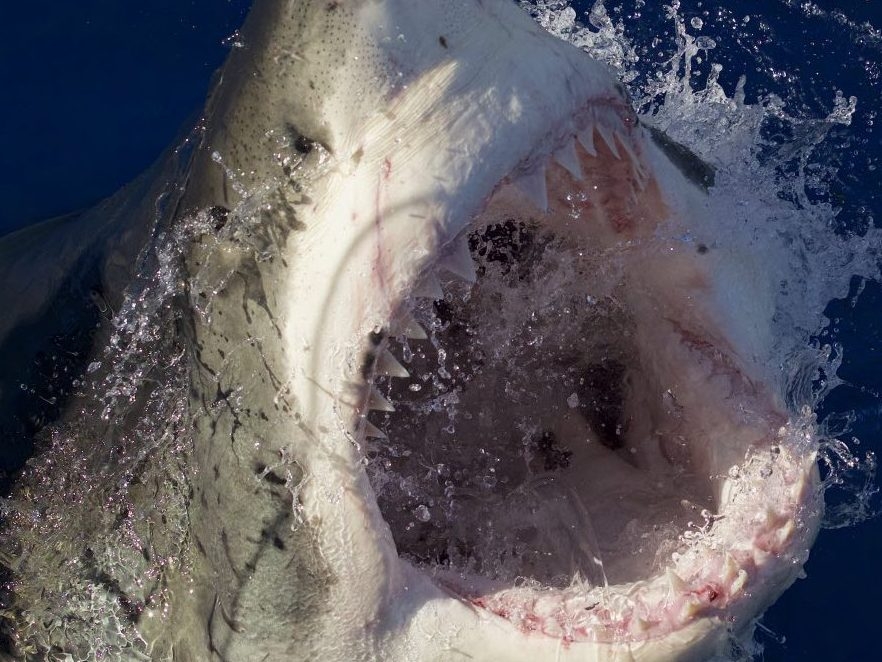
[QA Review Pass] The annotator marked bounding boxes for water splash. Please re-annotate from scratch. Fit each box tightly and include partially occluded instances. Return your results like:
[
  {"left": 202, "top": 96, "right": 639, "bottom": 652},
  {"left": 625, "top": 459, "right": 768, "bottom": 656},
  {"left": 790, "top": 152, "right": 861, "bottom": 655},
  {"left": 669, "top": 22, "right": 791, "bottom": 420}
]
[{"left": 531, "top": 0, "right": 880, "bottom": 522}]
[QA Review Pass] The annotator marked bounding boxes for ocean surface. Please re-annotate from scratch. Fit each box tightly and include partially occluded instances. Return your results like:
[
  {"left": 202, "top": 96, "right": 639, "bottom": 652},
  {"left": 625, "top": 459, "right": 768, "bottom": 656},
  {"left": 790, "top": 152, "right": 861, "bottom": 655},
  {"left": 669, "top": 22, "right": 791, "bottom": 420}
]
[{"left": 1, "top": 1, "right": 880, "bottom": 659}]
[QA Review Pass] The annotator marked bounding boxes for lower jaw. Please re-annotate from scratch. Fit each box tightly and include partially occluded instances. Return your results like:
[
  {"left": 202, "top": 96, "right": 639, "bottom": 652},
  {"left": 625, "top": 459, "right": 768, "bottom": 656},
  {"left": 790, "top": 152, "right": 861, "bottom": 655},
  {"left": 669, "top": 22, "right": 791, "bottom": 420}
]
[
  {"left": 339, "top": 134, "right": 821, "bottom": 651},
  {"left": 361, "top": 441, "right": 818, "bottom": 661},
  {"left": 364, "top": 287, "right": 818, "bottom": 648}
]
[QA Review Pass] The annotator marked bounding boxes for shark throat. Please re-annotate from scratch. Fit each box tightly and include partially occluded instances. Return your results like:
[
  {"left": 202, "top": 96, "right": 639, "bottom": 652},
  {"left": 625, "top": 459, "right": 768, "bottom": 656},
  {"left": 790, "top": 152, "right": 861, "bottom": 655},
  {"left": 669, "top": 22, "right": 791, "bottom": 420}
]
[{"left": 349, "top": 116, "right": 819, "bottom": 648}]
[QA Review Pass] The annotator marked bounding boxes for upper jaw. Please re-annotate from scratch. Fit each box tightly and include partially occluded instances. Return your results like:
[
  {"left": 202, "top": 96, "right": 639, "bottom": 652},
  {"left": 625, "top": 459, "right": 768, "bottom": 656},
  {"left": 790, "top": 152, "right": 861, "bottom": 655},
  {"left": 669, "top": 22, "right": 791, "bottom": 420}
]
[
  {"left": 283, "top": 3, "right": 635, "bottom": 420},
  {"left": 282, "top": 113, "right": 821, "bottom": 658}
]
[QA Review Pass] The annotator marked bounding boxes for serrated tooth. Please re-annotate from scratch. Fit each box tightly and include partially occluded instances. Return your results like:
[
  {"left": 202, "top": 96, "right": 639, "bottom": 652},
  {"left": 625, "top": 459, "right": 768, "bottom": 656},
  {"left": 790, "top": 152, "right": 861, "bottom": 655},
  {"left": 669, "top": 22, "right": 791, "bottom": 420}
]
[
  {"left": 775, "top": 519, "right": 795, "bottom": 546},
  {"left": 616, "top": 130, "right": 640, "bottom": 165},
  {"left": 367, "top": 386, "right": 395, "bottom": 412},
  {"left": 377, "top": 349, "right": 410, "bottom": 378},
  {"left": 413, "top": 271, "right": 444, "bottom": 299},
  {"left": 553, "top": 139, "right": 583, "bottom": 180},
  {"left": 439, "top": 237, "right": 477, "bottom": 283},
  {"left": 577, "top": 126, "right": 597, "bottom": 157},
  {"left": 513, "top": 167, "right": 548, "bottom": 212},
  {"left": 394, "top": 310, "right": 427, "bottom": 340},
  {"left": 596, "top": 122, "right": 621, "bottom": 159},
  {"left": 616, "top": 131, "right": 648, "bottom": 188},
  {"left": 363, "top": 420, "right": 387, "bottom": 439},
  {"left": 719, "top": 477, "right": 736, "bottom": 507}
]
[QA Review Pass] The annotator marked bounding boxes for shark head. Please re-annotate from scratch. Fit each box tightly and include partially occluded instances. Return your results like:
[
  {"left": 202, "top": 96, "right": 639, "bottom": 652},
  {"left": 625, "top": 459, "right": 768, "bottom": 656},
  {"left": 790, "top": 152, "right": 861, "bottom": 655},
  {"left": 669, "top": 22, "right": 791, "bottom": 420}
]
[{"left": 1, "top": 1, "right": 822, "bottom": 660}]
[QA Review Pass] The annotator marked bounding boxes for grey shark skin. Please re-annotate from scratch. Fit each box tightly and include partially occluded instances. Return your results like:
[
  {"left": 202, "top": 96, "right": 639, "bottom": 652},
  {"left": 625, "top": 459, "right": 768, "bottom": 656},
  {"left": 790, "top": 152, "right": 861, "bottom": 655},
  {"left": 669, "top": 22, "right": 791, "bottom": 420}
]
[{"left": 0, "top": 1, "right": 822, "bottom": 661}]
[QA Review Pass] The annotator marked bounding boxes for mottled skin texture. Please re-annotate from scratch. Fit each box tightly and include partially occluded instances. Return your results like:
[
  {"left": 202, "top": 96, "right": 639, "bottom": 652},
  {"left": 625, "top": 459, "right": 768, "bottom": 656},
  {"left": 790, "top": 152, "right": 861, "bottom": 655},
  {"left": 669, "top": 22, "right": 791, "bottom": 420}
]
[
  {"left": 157, "top": 5, "right": 351, "bottom": 656},
  {"left": 167, "top": 225, "right": 336, "bottom": 660},
  {"left": 179, "top": 0, "right": 397, "bottom": 207},
  {"left": 6, "top": 2, "right": 563, "bottom": 658},
  {"left": 141, "top": 2, "right": 409, "bottom": 657},
  {"left": 0, "top": 2, "right": 352, "bottom": 657}
]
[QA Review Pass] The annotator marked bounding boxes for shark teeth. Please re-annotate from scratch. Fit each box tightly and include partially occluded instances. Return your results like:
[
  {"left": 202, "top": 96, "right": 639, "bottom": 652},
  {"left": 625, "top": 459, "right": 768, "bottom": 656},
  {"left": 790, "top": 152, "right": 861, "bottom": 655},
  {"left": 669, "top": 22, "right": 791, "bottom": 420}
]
[
  {"left": 615, "top": 128, "right": 648, "bottom": 186},
  {"left": 595, "top": 121, "right": 621, "bottom": 159},
  {"left": 616, "top": 129, "right": 639, "bottom": 164},
  {"left": 553, "top": 139, "right": 583, "bottom": 180},
  {"left": 513, "top": 166, "right": 549, "bottom": 212},
  {"left": 393, "top": 310, "right": 428, "bottom": 340},
  {"left": 439, "top": 236, "right": 477, "bottom": 283},
  {"left": 577, "top": 126, "right": 597, "bottom": 157},
  {"left": 413, "top": 271, "right": 444, "bottom": 299},
  {"left": 376, "top": 348, "right": 410, "bottom": 378},
  {"left": 363, "top": 420, "right": 387, "bottom": 439},
  {"left": 367, "top": 386, "right": 396, "bottom": 412}
]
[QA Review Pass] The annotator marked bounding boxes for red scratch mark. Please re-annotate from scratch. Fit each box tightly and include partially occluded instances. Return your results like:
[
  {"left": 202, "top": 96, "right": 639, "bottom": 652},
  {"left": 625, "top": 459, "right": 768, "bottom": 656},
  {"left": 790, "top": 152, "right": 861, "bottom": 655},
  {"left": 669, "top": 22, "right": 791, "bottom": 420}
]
[{"left": 372, "top": 158, "right": 394, "bottom": 303}]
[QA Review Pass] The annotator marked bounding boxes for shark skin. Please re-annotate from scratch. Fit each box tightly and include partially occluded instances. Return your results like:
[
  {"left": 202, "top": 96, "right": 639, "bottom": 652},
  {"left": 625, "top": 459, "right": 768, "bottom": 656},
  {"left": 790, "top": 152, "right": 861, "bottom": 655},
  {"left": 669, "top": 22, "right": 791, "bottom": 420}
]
[{"left": 0, "top": 1, "right": 822, "bottom": 661}]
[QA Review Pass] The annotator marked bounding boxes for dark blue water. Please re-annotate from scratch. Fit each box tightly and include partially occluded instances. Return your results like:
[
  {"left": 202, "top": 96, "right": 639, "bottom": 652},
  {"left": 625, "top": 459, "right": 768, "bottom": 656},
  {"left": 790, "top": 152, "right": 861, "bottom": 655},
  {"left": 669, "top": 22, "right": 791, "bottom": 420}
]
[
  {"left": 608, "top": 3, "right": 882, "bottom": 660},
  {"left": 1, "top": 1, "right": 880, "bottom": 659},
  {"left": 0, "top": 1, "right": 251, "bottom": 234}
]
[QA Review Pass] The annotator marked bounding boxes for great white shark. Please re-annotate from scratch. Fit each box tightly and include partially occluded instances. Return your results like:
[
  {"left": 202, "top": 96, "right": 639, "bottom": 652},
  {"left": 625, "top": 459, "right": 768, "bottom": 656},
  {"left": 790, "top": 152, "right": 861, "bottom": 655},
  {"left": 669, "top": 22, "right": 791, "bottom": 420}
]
[{"left": 0, "top": 1, "right": 823, "bottom": 660}]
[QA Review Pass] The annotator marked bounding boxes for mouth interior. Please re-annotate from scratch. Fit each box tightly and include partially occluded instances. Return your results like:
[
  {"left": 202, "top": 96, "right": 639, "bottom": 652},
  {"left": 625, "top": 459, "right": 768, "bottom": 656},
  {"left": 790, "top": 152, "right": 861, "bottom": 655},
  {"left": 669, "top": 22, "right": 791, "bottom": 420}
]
[{"left": 361, "top": 130, "right": 720, "bottom": 594}]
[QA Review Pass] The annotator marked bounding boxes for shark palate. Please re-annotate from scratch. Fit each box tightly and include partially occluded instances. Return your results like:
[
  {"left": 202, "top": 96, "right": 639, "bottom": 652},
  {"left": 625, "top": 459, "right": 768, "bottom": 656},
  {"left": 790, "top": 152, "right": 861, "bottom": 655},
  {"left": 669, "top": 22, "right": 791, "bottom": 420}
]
[{"left": 0, "top": 2, "right": 821, "bottom": 661}]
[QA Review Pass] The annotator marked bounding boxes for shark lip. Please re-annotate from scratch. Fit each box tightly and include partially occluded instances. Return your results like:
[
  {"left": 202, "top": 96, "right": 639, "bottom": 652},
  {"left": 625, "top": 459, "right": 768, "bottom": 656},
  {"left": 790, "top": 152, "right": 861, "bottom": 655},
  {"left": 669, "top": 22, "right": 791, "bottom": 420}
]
[{"left": 346, "top": 104, "right": 821, "bottom": 646}]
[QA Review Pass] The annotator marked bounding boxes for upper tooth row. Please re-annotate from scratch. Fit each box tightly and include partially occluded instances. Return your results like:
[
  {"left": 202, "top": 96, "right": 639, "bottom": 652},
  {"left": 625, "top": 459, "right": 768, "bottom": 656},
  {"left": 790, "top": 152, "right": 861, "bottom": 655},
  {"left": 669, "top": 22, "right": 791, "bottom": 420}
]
[
  {"left": 364, "top": 113, "right": 644, "bottom": 417},
  {"left": 515, "top": 119, "right": 645, "bottom": 213}
]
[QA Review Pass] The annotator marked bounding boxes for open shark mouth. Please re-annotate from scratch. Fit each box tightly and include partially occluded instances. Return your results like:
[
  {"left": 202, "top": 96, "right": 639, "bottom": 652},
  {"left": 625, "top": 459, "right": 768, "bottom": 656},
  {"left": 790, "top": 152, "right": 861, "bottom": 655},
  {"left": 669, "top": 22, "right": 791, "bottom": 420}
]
[
  {"left": 0, "top": 2, "right": 833, "bottom": 660},
  {"left": 335, "top": 99, "right": 820, "bottom": 652}
]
